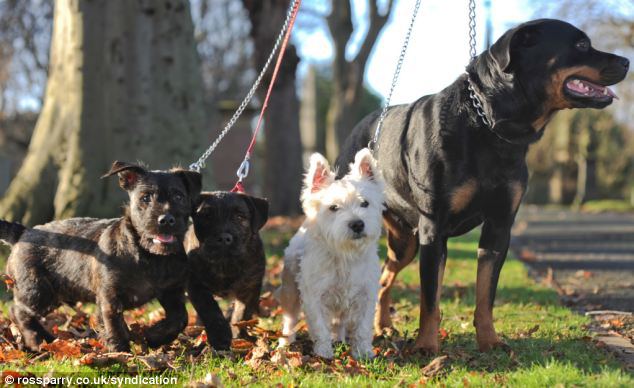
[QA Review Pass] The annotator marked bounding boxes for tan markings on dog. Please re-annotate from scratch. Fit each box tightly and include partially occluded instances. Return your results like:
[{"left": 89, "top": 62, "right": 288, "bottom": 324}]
[
  {"left": 474, "top": 248, "right": 503, "bottom": 351},
  {"left": 375, "top": 214, "right": 418, "bottom": 334},
  {"left": 450, "top": 179, "right": 478, "bottom": 213},
  {"left": 547, "top": 57, "right": 557, "bottom": 67},
  {"left": 534, "top": 65, "right": 603, "bottom": 130},
  {"left": 509, "top": 181, "right": 524, "bottom": 213}
]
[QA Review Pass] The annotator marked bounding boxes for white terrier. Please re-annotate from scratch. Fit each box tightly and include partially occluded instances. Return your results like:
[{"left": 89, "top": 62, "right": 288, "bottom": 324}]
[{"left": 277, "top": 148, "right": 385, "bottom": 359}]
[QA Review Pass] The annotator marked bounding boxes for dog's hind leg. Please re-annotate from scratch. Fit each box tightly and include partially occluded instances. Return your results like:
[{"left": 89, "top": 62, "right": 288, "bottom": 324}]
[
  {"left": 414, "top": 236, "right": 448, "bottom": 355},
  {"left": 278, "top": 261, "right": 301, "bottom": 348},
  {"left": 375, "top": 215, "right": 418, "bottom": 335},
  {"left": 9, "top": 303, "right": 54, "bottom": 351},
  {"left": 144, "top": 288, "right": 188, "bottom": 348}
]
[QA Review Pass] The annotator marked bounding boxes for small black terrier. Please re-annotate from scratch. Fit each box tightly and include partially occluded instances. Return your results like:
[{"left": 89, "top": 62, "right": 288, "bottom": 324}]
[
  {"left": 185, "top": 191, "right": 269, "bottom": 350},
  {"left": 0, "top": 161, "right": 201, "bottom": 352}
]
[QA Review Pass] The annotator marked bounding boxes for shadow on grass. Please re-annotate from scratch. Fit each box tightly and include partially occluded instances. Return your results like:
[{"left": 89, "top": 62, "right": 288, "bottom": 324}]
[
  {"left": 375, "top": 333, "right": 621, "bottom": 376},
  {"left": 389, "top": 283, "right": 560, "bottom": 308}
]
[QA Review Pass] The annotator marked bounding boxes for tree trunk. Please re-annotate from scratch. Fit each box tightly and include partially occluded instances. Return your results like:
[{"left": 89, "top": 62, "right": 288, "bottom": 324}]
[
  {"left": 0, "top": 0, "right": 207, "bottom": 225},
  {"left": 243, "top": 0, "right": 302, "bottom": 216},
  {"left": 325, "top": 0, "right": 392, "bottom": 160}
]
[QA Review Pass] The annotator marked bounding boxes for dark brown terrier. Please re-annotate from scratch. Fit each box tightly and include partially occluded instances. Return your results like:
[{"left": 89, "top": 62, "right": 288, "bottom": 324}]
[
  {"left": 0, "top": 161, "right": 201, "bottom": 352},
  {"left": 185, "top": 191, "right": 268, "bottom": 350}
]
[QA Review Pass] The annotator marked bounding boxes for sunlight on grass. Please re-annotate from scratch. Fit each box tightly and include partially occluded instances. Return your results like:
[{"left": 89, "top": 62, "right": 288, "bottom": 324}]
[{"left": 0, "top": 229, "right": 631, "bottom": 387}]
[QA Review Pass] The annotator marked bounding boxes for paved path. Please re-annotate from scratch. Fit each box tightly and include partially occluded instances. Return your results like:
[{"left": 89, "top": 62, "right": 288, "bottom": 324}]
[{"left": 511, "top": 206, "right": 634, "bottom": 312}]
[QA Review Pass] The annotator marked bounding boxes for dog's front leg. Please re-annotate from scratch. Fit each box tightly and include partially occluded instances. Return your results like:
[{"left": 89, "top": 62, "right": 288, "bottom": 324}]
[
  {"left": 474, "top": 220, "right": 512, "bottom": 352},
  {"left": 347, "top": 286, "right": 377, "bottom": 359},
  {"left": 414, "top": 216, "right": 448, "bottom": 354},
  {"left": 188, "top": 281, "right": 232, "bottom": 350},
  {"left": 303, "top": 295, "right": 334, "bottom": 359},
  {"left": 144, "top": 287, "right": 188, "bottom": 348},
  {"left": 97, "top": 295, "right": 131, "bottom": 352},
  {"left": 231, "top": 278, "right": 263, "bottom": 339}
]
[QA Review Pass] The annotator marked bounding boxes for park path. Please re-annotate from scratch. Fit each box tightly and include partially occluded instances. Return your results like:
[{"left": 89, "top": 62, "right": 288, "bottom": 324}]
[
  {"left": 510, "top": 205, "right": 634, "bottom": 368},
  {"left": 511, "top": 205, "right": 634, "bottom": 312}
]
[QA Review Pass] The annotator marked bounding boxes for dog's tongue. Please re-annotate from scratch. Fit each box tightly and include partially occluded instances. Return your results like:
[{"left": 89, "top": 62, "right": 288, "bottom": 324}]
[{"left": 153, "top": 234, "right": 175, "bottom": 244}]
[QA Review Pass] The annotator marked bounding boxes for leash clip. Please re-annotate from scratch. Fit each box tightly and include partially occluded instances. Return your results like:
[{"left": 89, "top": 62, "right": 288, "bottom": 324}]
[{"left": 236, "top": 157, "right": 250, "bottom": 182}]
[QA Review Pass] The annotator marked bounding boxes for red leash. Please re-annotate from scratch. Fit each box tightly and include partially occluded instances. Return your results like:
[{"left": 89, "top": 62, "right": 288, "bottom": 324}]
[{"left": 231, "top": 0, "right": 301, "bottom": 193}]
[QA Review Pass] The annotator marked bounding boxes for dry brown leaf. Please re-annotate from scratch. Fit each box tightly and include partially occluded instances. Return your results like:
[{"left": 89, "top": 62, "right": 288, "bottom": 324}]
[
  {"left": 41, "top": 339, "right": 82, "bottom": 360},
  {"left": 421, "top": 355, "right": 449, "bottom": 378},
  {"left": 232, "top": 318, "right": 259, "bottom": 329}
]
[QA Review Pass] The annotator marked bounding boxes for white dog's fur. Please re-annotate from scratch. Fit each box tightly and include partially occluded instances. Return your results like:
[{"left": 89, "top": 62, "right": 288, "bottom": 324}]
[{"left": 277, "top": 148, "right": 385, "bottom": 359}]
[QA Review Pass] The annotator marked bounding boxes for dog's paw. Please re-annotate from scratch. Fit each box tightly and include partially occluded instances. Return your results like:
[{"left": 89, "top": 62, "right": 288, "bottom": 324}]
[
  {"left": 106, "top": 340, "right": 131, "bottom": 353},
  {"left": 312, "top": 341, "right": 334, "bottom": 359},
  {"left": 277, "top": 336, "right": 293, "bottom": 349},
  {"left": 351, "top": 346, "right": 375, "bottom": 360},
  {"left": 208, "top": 334, "right": 232, "bottom": 351}
]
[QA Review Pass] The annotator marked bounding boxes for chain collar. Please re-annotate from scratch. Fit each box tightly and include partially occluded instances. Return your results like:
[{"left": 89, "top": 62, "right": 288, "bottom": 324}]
[{"left": 465, "top": 73, "right": 518, "bottom": 145}]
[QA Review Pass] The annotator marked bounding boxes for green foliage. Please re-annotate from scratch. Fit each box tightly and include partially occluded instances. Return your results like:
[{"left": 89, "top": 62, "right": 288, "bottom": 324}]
[{"left": 526, "top": 109, "right": 633, "bottom": 204}]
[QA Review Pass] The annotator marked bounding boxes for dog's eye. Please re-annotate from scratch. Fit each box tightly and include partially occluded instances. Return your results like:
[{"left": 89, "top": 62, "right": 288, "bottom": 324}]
[
  {"left": 360, "top": 200, "right": 369, "bottom": 208},
  {"left": 141, "top": 194, "right": 152, "bottom": 203},
  {"left": 328, "top": 204, "right": 339, "bottom": 212},
  {"left": 172, "top": 192, "right": 184, "bottom": 203},
  {"left": 575, "top": 39, "right": 589, "bottom": 52}
]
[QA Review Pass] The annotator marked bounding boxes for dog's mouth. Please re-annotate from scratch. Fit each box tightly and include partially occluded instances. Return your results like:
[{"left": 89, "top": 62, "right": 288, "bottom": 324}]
[
  {"left": 564, "top": 77, "right": 618, "bottom": 103},
  {"left": 152, "top": 234, "right": 177, "bottom": 245},
  {"left": 351, "top": 232, "right": 367, "bottom": 240}
]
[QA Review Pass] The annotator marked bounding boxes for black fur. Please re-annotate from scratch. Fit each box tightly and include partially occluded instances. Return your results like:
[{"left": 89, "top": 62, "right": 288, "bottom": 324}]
[
  {"left": 3, "top": 161, "right": 201, "bottom": 352},
  {"left": 335, "top": 19, "right": 629, "bottom": 352},
  {"left": 185, "top": 191, "right": 269, "bottom": 350}
]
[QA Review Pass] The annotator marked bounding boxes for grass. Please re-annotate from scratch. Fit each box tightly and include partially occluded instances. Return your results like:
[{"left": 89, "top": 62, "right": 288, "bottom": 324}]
[
  {"left": 581, "top": 199, "right": 634, "bottom": 214},
  {"left": 0, "top": 227, "right": 632, "bottom": 387}
]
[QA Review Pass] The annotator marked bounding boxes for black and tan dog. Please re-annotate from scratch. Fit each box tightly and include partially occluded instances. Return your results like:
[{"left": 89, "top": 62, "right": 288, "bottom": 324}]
[
  {"left": 185, "top": 191, "right": 269, "bottom": 350},
  {"left": 0, "top": 162, "right": 201, "bottom": 352},
  {"left": 336, "top": 19, "right": 629, "bottom": 353}
]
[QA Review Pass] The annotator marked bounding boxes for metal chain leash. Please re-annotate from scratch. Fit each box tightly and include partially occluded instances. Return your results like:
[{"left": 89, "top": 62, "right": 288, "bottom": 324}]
[
  {"left": 468, "top": 0, "right": 477, "bottom": 60},
  {"left": 369, "top": 0, "right": 422, "bottom": 150},
  {"left": 465, "top": 0, "right": 512, "bottom": 143},
  {"left": 189, "top": 0, "right": 300, "bottom": 173}
]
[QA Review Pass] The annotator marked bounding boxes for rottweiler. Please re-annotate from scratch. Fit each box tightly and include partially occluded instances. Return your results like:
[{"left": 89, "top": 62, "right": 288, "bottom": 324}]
[{"left": 335, "top": 19, "right": 629, "bottom": 354}]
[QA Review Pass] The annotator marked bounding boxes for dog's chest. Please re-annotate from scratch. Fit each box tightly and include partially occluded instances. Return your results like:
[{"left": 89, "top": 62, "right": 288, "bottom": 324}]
[{"left": 118, "top": 255, "right": 187, "bottom": 307}]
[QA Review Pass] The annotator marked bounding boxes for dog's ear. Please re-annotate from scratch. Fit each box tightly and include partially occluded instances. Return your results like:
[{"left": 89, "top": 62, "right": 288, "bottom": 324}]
[
  {"left": 489, "top": 22, "right": 540, "bottom": 73},
  {"left": 305, "top": 153, "right": 334, "bottom": 193},
  {"left": 242, "top": 195, "right": 269, "bottom": 231},
  {"left": 351, "top": 148, "right": 379, "bottom": 181},
  {"left": 102, "top": 161, "right": 147, "bottom": 190},
  {"left": 174, "top": 169, "right": 202, "bottom": 207}
]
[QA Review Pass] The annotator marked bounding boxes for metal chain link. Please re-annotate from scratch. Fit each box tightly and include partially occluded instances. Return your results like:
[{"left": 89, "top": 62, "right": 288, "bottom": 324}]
[
  {"left": 466, "top": 79, "right": 491, "bottom": 127},
  {"left": 468, "top": 0, "right": 477, "bottom": 61},
  {"left": 189, "top": 0, "right": 300, "bottom": 172},
  {"left": 369, "top": 0, "right": 422, "bottom": 150}
]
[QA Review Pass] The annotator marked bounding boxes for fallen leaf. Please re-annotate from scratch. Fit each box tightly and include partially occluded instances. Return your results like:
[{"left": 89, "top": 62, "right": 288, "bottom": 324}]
[
  {"left": 41, "top": 339, "right": 82, "bottom": 360},
  {"left": 421, "top": 355, "right": 449, "bottom": 378},
  {"left": 2, "top": 274, "right": 15, "bottom": 290},
  {"left": 232, "top": 319, "right": 259, "bottom": 329},
  {"left": 0, "top": 348, "right": 26, "bottom": 362}
]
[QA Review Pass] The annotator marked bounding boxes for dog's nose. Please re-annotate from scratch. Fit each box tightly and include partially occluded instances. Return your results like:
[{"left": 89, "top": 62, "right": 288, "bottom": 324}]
[
  {"left": 158, "top": 214, "right": 176, "bottom": 226},
  {"left": 217, "top": 233, "right": 233, "bottom": 245},
  {"left": 619, "top": 57, "right": 630, "bottom": 71},
  {"left": 349, "top": 220, "right": 365, "bottom": 233}
]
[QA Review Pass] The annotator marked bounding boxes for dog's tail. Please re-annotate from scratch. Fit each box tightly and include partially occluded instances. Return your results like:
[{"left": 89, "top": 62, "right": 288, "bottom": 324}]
[{"left": 0, "top": 220, "right": 26, "bottom": 245}]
